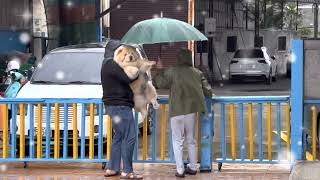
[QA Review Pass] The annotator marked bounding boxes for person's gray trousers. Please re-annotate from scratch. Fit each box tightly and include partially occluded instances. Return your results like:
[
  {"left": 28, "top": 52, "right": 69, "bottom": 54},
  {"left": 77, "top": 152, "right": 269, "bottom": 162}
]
[{"left": 170, "top": 113, "right": 197, "bottom": 174}]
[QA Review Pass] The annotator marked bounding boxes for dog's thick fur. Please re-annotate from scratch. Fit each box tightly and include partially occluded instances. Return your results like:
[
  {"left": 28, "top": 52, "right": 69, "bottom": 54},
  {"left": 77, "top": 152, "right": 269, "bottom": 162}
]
[{"left": 113, "top": 45, "right": 159, "bottom": 120}]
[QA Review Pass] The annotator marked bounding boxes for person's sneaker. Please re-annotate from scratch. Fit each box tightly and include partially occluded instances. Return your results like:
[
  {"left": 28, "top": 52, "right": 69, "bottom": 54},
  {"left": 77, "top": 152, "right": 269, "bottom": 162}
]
[
  {"left": 185, "top": 167, "right": 197, "bottom": 175},
  {"left": 175, "top": 171, "right": 185, "bottom": 178}
]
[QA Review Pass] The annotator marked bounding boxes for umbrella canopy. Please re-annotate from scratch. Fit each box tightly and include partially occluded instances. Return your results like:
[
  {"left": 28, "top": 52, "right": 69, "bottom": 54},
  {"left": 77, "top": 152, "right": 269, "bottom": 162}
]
[{"left": 121, "top": 18, "right": 208, "bottom": 45}]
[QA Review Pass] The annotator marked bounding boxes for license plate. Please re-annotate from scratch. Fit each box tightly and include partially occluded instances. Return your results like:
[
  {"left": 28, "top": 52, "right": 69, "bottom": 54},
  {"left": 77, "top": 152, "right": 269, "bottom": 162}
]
[{"left": 35, "top": 127, "right": 48, "bottom": 137}]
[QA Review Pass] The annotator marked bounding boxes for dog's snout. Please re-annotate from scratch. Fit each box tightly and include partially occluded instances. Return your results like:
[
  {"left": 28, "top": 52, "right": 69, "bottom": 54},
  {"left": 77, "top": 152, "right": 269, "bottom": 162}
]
[{"left": 129, "top": 55, "right": 133, "bottom": 61}]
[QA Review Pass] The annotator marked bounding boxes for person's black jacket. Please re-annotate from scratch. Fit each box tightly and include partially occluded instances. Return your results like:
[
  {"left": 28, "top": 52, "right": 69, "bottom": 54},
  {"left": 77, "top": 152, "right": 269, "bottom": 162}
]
[{"left": 101, "top": 39, "right": 136, "bottom": 107}]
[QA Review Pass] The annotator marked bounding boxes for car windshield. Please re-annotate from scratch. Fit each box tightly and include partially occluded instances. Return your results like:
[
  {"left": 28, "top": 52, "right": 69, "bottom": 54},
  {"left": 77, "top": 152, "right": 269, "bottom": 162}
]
[
  {"left": 234, "top": 49, "right": 264, "bottom": 58},
  {"left": 31, "top": 52, "right": 105, "bottom": 84}
]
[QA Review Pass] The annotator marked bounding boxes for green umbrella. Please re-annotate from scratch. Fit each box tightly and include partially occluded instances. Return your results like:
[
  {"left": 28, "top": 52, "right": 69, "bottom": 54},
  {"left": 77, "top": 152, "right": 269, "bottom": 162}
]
[{"left": 121, "top": 17, "right": 208, "bottom": 45}]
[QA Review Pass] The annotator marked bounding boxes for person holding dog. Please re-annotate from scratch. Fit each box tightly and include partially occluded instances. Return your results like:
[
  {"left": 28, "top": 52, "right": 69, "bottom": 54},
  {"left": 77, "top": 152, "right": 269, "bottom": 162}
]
[
  {"left": 154, "top": 49, "right": 213, "bottom": 178},
  {"left": 101, "top": 40, "right": 143, "bottom": 180}
]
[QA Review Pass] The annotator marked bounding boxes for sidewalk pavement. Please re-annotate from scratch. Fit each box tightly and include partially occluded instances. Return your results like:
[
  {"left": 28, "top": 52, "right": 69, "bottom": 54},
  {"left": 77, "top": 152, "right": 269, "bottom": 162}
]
[{"left": 0, "top": 163, "right": 290, "bottom": 180}]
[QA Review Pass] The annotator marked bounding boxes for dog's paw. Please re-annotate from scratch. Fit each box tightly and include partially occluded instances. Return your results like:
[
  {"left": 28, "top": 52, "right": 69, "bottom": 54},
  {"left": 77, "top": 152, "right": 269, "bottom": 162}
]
[{"left": 153, "top": 102, "right": 160, "bottom": 109}]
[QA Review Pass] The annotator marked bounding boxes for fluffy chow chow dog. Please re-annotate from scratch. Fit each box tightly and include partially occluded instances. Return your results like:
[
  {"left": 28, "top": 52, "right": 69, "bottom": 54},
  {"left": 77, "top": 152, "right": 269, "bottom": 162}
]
[{"left": 113, "top": 45, "right": 159, "bottom": 120}]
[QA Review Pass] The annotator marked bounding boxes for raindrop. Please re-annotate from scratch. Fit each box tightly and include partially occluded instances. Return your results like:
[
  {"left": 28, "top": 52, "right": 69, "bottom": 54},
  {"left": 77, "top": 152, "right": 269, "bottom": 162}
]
[
  {"left": 128, "top": 16, "right": 134, "bottom": 21},
  {"left": 19, "top": 32, "right": 31, "bottom": 44},
  {"left": 169, "top": 42, "right": 175, "bottom": 47},
  {"left": 297, "top": 141, "right": 302, "bottom": 146},
  {"left": 10, "top": 57, "right": 21, "bottom": 64},
  {"left": 290, "top": 53, "right": 296, "bottom": 63},
  {"left": 0, "top": 164, "right": 7, "bottom": 172},
  {"left": 113, "top": 116, "right": 121, "bottom": 124},
  {"left": 37, "top": 63, "right": 43, "bottom": 69},
  {"left": 10, "top": 26, "right": 17, "bottom": 31},
  {"left": 56, "top": 71, "right": 65, "bottom": 80},
  {"left": 201, "top": 11, "right": 207, "bottom": 16},
  {"left": 222, "top": 74, "right": 227, "bottom": 79},
  {"left": 22, "top": 10, "right": 32, "bottom": 21},
  {"left": 66, "top": 1, "right": 73, "bottom": 7},
  {"left": 176, "top": 5, "right": 183, "bottom": 11}
]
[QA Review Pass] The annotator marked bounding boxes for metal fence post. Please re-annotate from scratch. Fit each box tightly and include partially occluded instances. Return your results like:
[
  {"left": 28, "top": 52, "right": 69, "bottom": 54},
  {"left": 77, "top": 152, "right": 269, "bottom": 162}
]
[
  {"left": 291, "top": 39, "right": 304, "bottom": 161},
  {"left": 200, "top": 98, "right": 213, "bottom": 172}
]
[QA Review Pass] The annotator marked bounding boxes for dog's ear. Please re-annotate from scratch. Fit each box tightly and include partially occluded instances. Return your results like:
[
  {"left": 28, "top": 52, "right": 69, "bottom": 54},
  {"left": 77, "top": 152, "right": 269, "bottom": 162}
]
[{"left": 114, "top": 46, "right": 125, "bottom": 62}]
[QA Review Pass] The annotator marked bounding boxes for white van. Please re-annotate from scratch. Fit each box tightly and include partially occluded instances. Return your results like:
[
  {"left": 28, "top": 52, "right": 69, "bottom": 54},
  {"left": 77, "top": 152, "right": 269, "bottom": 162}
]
[{"left": 15, "top": 43, "right": 146, "bottom": 148}]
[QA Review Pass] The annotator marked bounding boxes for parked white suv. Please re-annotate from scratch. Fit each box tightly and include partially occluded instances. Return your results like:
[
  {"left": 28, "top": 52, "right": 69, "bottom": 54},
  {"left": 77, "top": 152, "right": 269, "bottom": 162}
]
[
  {"left": 15, "top": 43, "right": 146, "bottom": 151},
  {"left": 229, "top": 47, "right": 277, "bottom": 84}
]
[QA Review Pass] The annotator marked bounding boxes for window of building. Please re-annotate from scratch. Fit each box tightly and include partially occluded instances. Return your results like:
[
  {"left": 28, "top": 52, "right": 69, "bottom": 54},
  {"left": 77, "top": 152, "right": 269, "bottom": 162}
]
[
  {"left": 278, "top": 36, "right": 286, "bottom": 51},
  {"left": 227, "top": 36, "right": 237, "bottom": 52},
  {"left": 197, "top": 41, "right": 208, "bottom": 53}
]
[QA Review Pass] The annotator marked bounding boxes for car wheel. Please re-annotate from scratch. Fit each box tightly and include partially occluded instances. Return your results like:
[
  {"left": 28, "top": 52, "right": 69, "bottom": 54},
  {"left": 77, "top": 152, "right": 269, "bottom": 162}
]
[
  {"left": 266, "top": 71, "right": 272, "bottom": 85},
  {"left": 272, "top": 68, "right": 277, "bottom": 82},
  {"left": 139, "top": 120, "right": 152, "bottom": 135},
  {"left": 286, "top": 69, "right": 291, "bottom": 78}
]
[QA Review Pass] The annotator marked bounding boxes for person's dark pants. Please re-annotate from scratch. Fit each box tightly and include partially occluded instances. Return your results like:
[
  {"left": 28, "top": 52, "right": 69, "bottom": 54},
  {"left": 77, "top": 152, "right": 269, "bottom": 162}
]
[{"left": 106, "top": 106, "right": 136, "bottom": 173}]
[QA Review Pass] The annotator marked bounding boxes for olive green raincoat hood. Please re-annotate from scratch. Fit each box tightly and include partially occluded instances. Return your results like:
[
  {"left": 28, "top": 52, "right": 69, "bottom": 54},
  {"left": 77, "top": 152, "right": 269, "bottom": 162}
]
[{"left": 154, "top": 49, "right": 213, "bottom": 118}]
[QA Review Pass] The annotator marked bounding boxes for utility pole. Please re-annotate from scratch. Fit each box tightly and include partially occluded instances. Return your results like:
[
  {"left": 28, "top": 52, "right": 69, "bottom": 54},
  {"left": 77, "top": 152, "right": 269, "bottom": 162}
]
[
  {"left": 254, "top": 0, "right": 260, "bottom": 47},
  {"left": 246, "top": 2, "right": 248, "bottom": 30},
  {"left": 314, "top": 3, "right": 319, "bottom": 38},
  {"left": 208, "top": 0, "right": 213, "bottom": 72},
  {"left": 296, "top": 0, "right": 298, "bottom": 31}
]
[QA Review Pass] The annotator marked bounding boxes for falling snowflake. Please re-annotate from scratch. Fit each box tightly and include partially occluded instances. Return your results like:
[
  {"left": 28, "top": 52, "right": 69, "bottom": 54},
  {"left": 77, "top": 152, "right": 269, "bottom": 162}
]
[
  {"left": 208, "top": 113, "right": 213, "bottom": 118},
  {"left": 128, "top": 16, "right": 134, "bottom": 21},
  {"left": 153, "top": 14, "right": 160, "bottom": 19},
  {"left": 10, "top": 26, "right": 17, "bottom": 31},
  {"left": 22, "top": 10, "right": 32, "bottom": 21},
  {"left": 290, "top": 53, "right": 296, "bottom": 64},
  {"left": 311, "top": 106, "right": 317, "bottom": 111},
  {"left": 176, "top": 5, "right": 183, "bottom": 11},
  {"left": 56, "top": 71, "right": 65, "bottom": 80},
  {"left": 150, "top": 0, "right": 158, "bottom": 3},
  {"left": 19, "top": 32, "right": 31, "bottom": 44},
  {"left": 113, "top": 116, "right": 121, "bottom": 124},
  {"left": 10, "top": 57, "right": 21, "bottom": 64},
  {"left": 66, "top": 1, "right": 73, "bottom": 8},
  {"left": 297, "top": 141, "right": 302, "bottom": 146},
  {"left": 220, "top": 83, "right": 224, "bottom": 87},
  {"left": 156, "top": 60, "right": 163, "bottom": 69},
  {"left": 241, "top": 145, "right": 245, "bottom": 150},
  {"left": 169, "top": 42, "right": 175, "bottom": 47},
  {"left": 117, "top": 5, "right": 122, "bottom": 9},
  {"left": 37, "top": 63, "right": 43, "bottom": 69},
  {"left": 201, "top": 11, "right": 207, "bottom": 16},
  {"left": 0, "top": 164, "right": 7, "bottom": 172},
  {"left": 222, "top": 74, "right": 227, "bottom": 79}
]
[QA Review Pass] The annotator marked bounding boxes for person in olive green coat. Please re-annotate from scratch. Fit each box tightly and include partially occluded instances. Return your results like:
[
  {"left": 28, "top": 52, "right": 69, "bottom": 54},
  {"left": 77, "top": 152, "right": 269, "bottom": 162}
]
[{"left": 154, "top": 49, "right": 213, "bottom": 178}]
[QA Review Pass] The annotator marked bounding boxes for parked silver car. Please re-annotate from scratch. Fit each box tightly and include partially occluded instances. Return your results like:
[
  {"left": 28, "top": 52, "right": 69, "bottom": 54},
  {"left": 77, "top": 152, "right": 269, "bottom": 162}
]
[{"left": 229, "top": 47, "right": 277, "bottom": 84}]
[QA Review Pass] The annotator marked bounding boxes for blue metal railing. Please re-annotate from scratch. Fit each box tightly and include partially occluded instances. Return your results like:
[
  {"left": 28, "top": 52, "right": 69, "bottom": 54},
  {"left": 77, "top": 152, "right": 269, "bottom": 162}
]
[
  {"left": 0, "top": 96, "right": 291, "bottom": 171},
  {"left": 212, "top": 96, "right": 291, "bottom": 168}
]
